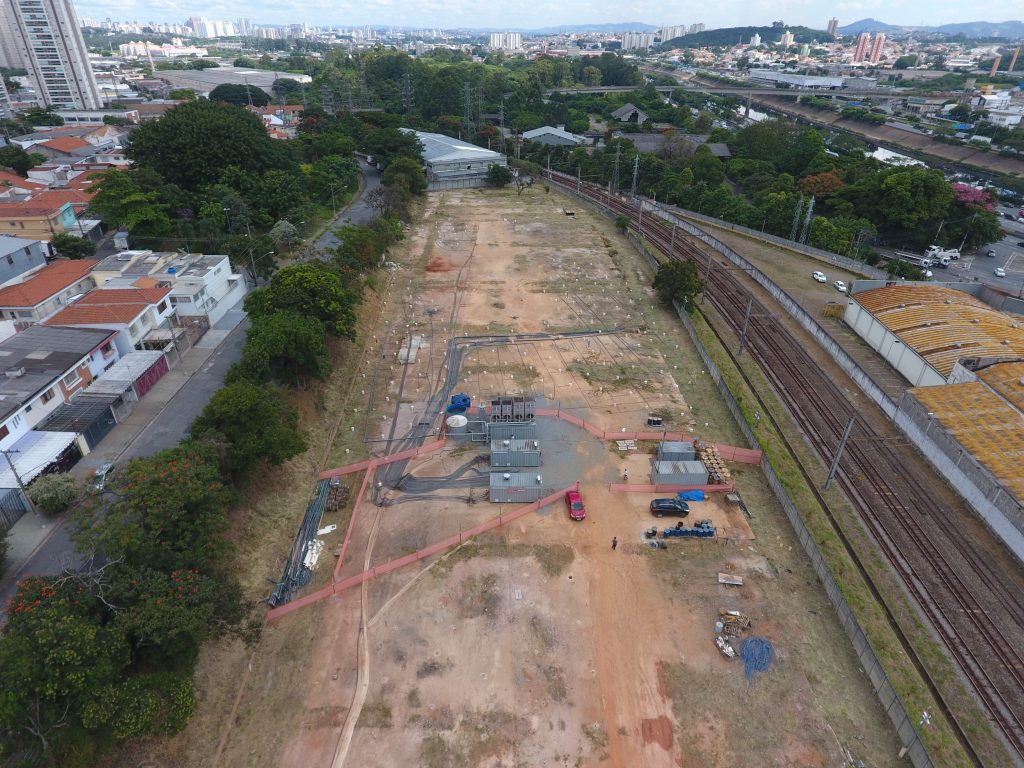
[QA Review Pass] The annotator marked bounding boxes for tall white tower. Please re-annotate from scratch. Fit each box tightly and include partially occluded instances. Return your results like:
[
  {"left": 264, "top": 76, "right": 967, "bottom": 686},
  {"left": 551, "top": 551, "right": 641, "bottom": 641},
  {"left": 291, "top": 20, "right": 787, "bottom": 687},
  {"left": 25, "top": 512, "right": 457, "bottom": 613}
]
[{"left": 4, "top": 0, "right": 103, "bottom": 109}]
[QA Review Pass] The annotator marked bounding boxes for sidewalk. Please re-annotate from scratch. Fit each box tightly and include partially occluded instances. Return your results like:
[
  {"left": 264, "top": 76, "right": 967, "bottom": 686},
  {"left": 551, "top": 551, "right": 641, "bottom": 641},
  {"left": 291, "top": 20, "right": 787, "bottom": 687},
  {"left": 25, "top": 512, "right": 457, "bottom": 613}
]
[{"left": 0, "top": 299, "right": 248, "bottom": 582}]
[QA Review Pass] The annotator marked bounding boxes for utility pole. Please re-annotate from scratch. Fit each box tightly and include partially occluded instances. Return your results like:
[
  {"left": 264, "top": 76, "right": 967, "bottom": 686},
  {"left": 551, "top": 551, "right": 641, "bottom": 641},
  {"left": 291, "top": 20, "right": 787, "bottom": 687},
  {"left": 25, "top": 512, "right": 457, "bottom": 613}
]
[
  {"left": 790, "top": 195, "right": 804, "bottom": 241},
  {"left": 576, "top": 165, "right": 581, "bottom": 192},
  {"left": 737, "top": 297, "right": 754, "bottom": 356},
  {"left": 630, "top": 154, "right": 640, "bottom": 197},
  {"left": 670, "top": 220, "right": 677, "bottom": 253},
  {"left": 611, "top": 143, "right": 621, "bottom": 194},
  {"left": 825, "top": 417, "right": 855, "bottom": 490},
  {"left": 1, "top": 449, "right": 40, "bottom": 516}
]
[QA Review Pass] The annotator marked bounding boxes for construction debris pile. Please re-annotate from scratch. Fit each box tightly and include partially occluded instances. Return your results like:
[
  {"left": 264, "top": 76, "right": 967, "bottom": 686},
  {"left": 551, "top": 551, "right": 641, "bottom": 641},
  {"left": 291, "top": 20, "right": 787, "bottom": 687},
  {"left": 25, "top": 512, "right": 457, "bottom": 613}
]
[
  {"left": 695, "top": 440, "right": 731, "bottom": 485},
  {"left": 713, "top": 608, "right": 775, "bottom": 681},
  {"left": 326, "top": 478, "right": 351, "bottom": 512},
  {"left": 714, "top": 608, "right": 751, "bottom": 660}
]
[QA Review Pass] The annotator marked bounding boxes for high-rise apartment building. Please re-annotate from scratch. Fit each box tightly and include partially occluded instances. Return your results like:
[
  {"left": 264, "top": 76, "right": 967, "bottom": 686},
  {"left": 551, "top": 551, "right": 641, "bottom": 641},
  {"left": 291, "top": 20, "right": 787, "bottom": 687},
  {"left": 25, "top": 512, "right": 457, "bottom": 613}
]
[
  {"left": 488, "top": 32, "right": 522, "bottom": 50},
  {"left": 853, "top": 32, "right": 870, "bottom": 62},
  {"left": 2, "top": 0, "right": 102, "bottom": 109},
  {"left": 0, "top": 76, "right": 13, "bottom": 119},
  {"left": 659, "top": 25, "right": 687, "bottom": 41},
  {"left": 868, "top": 32, "right": 885, "bottom": 64},
  {"left": 826, "top": 18, "right": 839, "bottom": 37},
  {"left": 779, "top": 29, "right": 794, "bottom": 47},
  {"left": 688, "top": 23, "right": 705, "bottom": 34},
  {"left": 621, "top": 32, "right": 656, "bottom": 50}
]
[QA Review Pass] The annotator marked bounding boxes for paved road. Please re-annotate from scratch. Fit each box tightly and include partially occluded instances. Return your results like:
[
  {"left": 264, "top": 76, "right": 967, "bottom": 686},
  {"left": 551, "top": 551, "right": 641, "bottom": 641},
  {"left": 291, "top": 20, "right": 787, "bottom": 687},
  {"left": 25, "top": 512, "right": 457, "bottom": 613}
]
[
  {"left": 941, "top": 210, "right": 1024, "bottom": 292},
  {"left": 315, "top": 159, "right": 382, "bottom": 252}
]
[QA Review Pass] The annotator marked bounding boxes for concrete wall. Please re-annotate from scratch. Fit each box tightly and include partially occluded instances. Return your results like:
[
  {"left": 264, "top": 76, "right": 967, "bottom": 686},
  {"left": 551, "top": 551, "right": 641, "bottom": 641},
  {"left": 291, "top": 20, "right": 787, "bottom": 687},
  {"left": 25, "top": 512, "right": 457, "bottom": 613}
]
[{"left": 842, "top": 298, "right": 945, "bottom": 387}]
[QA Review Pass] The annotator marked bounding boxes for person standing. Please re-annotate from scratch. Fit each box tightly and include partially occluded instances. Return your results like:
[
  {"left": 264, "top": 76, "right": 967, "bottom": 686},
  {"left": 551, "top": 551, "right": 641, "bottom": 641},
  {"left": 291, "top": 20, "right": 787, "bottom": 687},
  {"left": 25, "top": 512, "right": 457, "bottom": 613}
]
[{"left": 612, "top": 536, "right": 619, "bottom": 551}]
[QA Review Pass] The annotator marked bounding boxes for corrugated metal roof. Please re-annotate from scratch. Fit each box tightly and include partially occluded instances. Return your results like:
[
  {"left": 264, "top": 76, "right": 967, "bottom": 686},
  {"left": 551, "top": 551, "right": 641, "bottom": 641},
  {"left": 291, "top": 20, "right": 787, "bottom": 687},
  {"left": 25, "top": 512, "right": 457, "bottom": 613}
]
[
  {"left": 404, "top": 129, "right": 504, "bottom": 164},
  {"left": 0, "top": 430, "right": 78, "bottom": 489},
  {"left": 853, "top": 284, "right": 1024, "bottom": 376},
  {"left": 85, "top": 351, "right": 165, "bottom": 395}
]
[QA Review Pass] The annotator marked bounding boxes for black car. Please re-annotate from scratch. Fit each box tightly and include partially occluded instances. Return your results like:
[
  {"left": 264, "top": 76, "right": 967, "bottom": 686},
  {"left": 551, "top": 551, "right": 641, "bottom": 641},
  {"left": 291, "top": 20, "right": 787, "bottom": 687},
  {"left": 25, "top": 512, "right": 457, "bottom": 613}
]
[
  {"left": 650, "top": 498, "right": 690, "bottom": 517},
  {"left": 1018, "top": 241, "right": 1024, "bottom": 248}
]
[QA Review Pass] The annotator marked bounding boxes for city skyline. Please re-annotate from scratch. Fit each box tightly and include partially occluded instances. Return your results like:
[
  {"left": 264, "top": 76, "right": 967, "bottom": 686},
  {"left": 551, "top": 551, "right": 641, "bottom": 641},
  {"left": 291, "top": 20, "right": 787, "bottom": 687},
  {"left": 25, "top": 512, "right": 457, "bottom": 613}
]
[{"left": 67, "top": 0, "right": 1023, "bottom": 33}]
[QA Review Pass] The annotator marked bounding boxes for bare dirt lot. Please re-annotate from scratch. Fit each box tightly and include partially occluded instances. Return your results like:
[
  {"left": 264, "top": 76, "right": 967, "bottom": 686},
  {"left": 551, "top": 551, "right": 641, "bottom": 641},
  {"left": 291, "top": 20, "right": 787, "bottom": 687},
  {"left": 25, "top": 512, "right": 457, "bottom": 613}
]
[{"left": 128, "top": 186, "right": 903, "bottom": 768}]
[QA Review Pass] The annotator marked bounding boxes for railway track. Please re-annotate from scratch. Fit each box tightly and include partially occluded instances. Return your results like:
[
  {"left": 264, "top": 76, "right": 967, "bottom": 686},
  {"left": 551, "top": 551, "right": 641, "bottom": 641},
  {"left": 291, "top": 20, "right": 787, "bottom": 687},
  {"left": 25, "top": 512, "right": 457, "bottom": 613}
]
[{"left": 546, "top": 170, "right": 1024, "bottom": 763}]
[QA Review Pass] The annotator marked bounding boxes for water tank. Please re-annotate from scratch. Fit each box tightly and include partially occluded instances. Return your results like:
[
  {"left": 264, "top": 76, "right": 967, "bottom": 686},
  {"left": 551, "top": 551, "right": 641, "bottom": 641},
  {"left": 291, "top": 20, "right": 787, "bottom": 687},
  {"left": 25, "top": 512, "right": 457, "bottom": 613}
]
[{"left": 445, "top": 414, "right": 468, "bottom": 436}]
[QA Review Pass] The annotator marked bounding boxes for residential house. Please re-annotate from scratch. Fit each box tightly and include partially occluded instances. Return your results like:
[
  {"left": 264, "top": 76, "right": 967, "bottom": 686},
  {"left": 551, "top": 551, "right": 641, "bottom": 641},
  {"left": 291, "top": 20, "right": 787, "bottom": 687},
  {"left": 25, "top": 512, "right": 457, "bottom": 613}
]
[
  {"left": 521, "top": 125, "right": 586, "bottom": 146},
  {"left": 45, "top": 285, "right": 175, "bottom": 355},
  {"left": 93, "top": 251, "right": 248, "bottom": 326},
  {"left": 0, "top": 325, "right": 120, "bottom": 452},
  {"left": 611, "top": 103, "right": 649, "bottom": 125},
  {"left": 0, "top": 236, "right": 48, "bottom": 288},
  {"left": 0, "top": 171, "right": 46, "bottom": 199},
  {"left": 0, "top": 259, "right": 99, "bottom": 324},
  {"left": 0, "top": 198, "right": 83, "bottom": 240},
  {"left": 31, "top": 136, "right": 96, "bottom": 162}
]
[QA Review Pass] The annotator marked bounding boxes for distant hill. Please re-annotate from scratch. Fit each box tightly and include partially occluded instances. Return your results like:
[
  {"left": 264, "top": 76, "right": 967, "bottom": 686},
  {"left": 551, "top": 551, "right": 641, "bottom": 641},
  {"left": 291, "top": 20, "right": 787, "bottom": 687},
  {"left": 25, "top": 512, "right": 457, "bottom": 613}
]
[
  {"left": 659, "top": 25, "right": 829, "bottom": 49},
  {"left": 839, "top": 18, "right": 1024, "bottom": 39},
  {"left": 838, "top": 19, "right": 904, "bottom": 35},
  {"left": 520, "top": 22, "right": 659, "bottom": 34}
]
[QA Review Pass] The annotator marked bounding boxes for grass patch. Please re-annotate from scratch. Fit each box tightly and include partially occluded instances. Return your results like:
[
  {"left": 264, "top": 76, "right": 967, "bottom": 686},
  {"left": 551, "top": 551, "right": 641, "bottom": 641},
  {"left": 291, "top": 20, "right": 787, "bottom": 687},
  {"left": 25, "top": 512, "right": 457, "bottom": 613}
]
[
  {"left": 359, "top": 698, "right": 393, "bottom": 729},
  {"left": 435, "top": 540, "right": 575, "bottom": 578},
  {"left": 418, "top": 708, "right": 530, "bottom": 768},
  {"left": 566, "top": 360, "right": 656, "bottom": 392},
  {"left": 456, "top": 573, "right": 500, "bottom": 619}
]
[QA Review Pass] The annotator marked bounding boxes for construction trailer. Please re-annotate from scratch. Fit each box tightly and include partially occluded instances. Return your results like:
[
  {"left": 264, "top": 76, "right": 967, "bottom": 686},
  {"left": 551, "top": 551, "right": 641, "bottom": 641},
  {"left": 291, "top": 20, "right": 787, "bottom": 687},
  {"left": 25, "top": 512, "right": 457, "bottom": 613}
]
[
  {"left": 490, "top": 438, "right": 542, "bottom": 467},
  {"left": 656, "top": 440, "right": 696, "bottom": 462},
  {"left": 489, "top": 471, "right": 546, "bottom": 503},
  {"left": 651, "top": 460, "right": 709, "bottom": 485}
]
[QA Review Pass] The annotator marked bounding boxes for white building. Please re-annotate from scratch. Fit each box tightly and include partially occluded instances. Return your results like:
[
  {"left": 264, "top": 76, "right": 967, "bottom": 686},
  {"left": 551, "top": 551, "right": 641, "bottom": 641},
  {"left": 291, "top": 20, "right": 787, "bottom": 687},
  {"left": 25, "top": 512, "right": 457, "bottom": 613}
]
[
  {"left": 404, "top": 129, "right": 507, "bottom": 191},
  {"left": 779, "top": 30, "right": 795, "bottom": 47},
  {"left": 750, "top": 34, "right": 762, "bottom": 47},
  {"left": 118, "top": 40, "right": 209, "bottom": 58},
  {"left": 621, "top": 32, "right": 656, "bottom": 51},
  {"left": 659, "top": 25, "right": 687, "bottom": 42},
  {"left": 2, "top": 0, "right": 102, "bottom": 109},
  {"left": 488, "top": 32, "right": 522, "bottom": 50},
  {"left": 0, "top": 77, "right": 12, "bottom": 120}
]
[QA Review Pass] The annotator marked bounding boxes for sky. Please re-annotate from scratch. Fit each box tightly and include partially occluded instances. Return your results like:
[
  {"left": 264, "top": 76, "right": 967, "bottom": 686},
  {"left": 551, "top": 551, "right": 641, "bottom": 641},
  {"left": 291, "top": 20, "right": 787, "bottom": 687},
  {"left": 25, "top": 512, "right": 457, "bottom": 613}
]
[{"left": 73, "top": 0, "right": 1022, "bottom": 31}]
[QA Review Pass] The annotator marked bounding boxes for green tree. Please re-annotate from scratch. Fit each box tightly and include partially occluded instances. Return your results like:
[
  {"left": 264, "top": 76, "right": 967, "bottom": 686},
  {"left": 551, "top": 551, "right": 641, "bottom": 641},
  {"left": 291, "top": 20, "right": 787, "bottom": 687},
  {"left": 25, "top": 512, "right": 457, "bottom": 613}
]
[
  {"left": 167, "top": 88, "right": 197, "bottom": 101},
  {"left": 87, "top": 169, "right": 172, "bottom": 236},
  {"left": 380, "top": 156, "right": 427, "bottom": 194},
  {"left": 27, "top": 473, "right": 81, "bottom": 514},
  {"left": 49, "top": 232, "right": 97, "bottom": 260},
  {"left": 245, "top": 262, "right": 359, "bottom": 338},
  {"left": 581, "top": 66, "right": 603, "bottom": 86},
  {"left": 690, "top": 145, "right": 725, "bottom": 186},
  {"left": 126, "top": 100, "right": 295, "bottom": 192},
  {"left": 73, "top": 442, "right": 236, "bottom": 572},
  {"left": 208, "top": 83, "right": 270, "bottom": 107},
  {"left": 948, "top": 104, "right": 971, "bottom": 121},
  {"left": 614, "top": 214, "right": 630, "bottom": 232},
  {"left": 191, "top": 382, "right": 306, "bottom": 478},
  {"left": 224, "top": 233, "right": 278, "bottom": 282},
  {"left": 485, "top": 164, "right": 513, "bottom": 187},
  {"left": 653, "top": 260, "right": 703, "bottom": 311},
  {"left": 229, "top": 312, "right": 330, "bottom": 385},
  {"left": 21, "top": 106, "right": 64, "bottom": 126},
  {"left": 0, "top": 577, "right": 127, "bottom": 757},
  {"left": 0, "top": 144, "right": 39, "bottom": 176},
  {"left": 894, "top": 54, "right": 917, "bottom": 69}
]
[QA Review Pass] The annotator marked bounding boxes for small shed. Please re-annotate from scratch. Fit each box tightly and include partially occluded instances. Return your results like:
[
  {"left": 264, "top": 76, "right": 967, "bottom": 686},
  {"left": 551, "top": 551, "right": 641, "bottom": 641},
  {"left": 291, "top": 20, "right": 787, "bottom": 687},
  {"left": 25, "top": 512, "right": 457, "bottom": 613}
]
[
  {"left": 656, "top": 441, "right": 696, "bottom": 462},
  {"left": 611, "top": 103, "right": 648, "bottom": 125},
  {"left": 490, "top": 438, "right": 541, "bottom": 468},
  {"left": 652, "top": 460, "right": 709, "bottom": 486},
  {"left": 113, "top": 229, "right": 130, "bottom": 251},
  {"left": 489, "top": 472, "right": 546, "bottom": 503}
]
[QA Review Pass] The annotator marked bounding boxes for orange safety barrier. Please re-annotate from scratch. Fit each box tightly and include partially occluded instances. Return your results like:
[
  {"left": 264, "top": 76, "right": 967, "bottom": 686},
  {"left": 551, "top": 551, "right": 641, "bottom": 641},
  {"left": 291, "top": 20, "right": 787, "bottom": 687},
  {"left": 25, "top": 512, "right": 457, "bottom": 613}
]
[
  {"left": 267, "top": 482, "right": 578, "bottom": 621},
  {"left": 608, "top": 482, "right": 735, "bottom": 494}
]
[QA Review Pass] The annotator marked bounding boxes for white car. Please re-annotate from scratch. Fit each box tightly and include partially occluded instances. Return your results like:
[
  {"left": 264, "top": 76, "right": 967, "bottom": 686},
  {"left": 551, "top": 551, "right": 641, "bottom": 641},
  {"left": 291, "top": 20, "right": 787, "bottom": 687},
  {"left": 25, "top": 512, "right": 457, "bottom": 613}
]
[
  {"left": 995, "top": 267, "right": 1007, "bottom": 277},
  {"left": 834, "top": 280, "right": 847, "bottom": 293},
  {"left": 811, "top": 271, "right": 827, "bottom": 283}
]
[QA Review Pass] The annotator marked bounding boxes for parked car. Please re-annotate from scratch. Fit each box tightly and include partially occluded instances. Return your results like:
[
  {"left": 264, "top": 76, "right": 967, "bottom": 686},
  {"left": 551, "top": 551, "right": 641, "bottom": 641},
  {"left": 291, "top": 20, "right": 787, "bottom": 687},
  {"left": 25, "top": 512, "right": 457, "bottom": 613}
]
[
  {"left": 811, "top": 271, "right": 827, "bottom": 283},
  {"left": 995, "top": 267, "right": 1007, "bottom": 277},
  {"left": 1017, "top": 241, "right": 1024, "bottom": 248},
  {"left": 833, "top": 280, "right": 847, "bottom": 293},
  {"left": 650, "top": 498, "right": 690, "bottom": 518},
  {"left": 986, "top": 250, "right": 996, "bottom": 258},
  {"left": 565, "top": 489, "right": 586, "bottom": 521}
]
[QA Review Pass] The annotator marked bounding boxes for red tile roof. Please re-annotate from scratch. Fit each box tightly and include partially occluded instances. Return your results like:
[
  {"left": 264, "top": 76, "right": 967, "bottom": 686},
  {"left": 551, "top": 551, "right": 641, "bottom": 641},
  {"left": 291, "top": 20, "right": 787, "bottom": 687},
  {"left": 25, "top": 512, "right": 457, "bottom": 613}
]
[
  {"left": 46, "top": 302, "right": 149, "bottom": 325},
  {"left": 0, "top": 172, "right": 46, "bottom": 191},
  {"left": 30, "top": 190, "right": 94, "bottom": 209},
  {"left": 0, "top": 260, "right": 98, "bottom": 307},
  {"left": 39, "top": 136, "right": 91, "bottom": 153},
  {"left": 80, "top": 286, "right": 171, "bottom": 305}
]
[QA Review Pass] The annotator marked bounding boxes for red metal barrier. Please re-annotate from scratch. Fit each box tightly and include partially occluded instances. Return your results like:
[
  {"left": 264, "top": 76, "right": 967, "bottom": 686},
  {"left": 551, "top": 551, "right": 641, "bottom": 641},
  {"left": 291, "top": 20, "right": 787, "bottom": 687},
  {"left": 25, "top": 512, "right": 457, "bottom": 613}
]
[{"left": 268, "top": 482, "right": 578, "bottom": 621}]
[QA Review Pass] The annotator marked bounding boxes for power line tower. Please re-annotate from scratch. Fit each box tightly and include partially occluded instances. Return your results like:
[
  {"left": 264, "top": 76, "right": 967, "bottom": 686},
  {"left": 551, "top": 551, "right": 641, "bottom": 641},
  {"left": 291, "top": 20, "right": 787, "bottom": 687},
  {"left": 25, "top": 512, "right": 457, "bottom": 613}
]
[
  {"left": 789, "top": 195, "right": 804, "bottom": 241},
  {"left": 463, "top": 80, "right": 475, "bottom": 139},
  {"left": 630, "top": 155, "right": 640, "bottom": 197},
  {"left": 611, "top": 143, "right": 621, "bottom": 193},
  {"left": 799, "top": 197, "right": 815, "bottom": 244},
  {"left": 320, "top": 85, "right": 335, "bottom": 115},
  {"left": 402, "top": 73, "right": 414, "bottom": 119}
]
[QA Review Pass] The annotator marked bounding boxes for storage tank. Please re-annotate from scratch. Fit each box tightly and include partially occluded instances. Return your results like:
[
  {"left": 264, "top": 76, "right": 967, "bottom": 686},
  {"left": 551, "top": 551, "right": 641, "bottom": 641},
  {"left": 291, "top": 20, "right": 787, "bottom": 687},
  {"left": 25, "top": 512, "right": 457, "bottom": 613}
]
[{"left": 446, "top": 414, "right": 469, "bottom": 437}]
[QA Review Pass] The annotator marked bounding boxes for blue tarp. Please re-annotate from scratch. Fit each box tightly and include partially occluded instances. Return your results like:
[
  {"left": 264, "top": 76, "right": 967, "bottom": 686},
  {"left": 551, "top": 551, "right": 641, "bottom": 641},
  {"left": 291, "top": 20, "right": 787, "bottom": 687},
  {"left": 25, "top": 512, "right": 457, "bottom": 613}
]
[{"left": 677, "top": 490, "right": 706, "bottom": 502}]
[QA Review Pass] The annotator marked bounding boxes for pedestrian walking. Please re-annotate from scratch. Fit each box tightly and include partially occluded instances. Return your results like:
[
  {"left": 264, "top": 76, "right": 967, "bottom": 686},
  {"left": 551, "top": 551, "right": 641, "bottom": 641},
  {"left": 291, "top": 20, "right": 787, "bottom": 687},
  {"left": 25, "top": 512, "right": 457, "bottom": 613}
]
[
  {"left": 622, "top": 467, "right": 629, "bottom": 481},
  {"left": 612, "top": 536, "right": 618, "bottom": 551}
]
